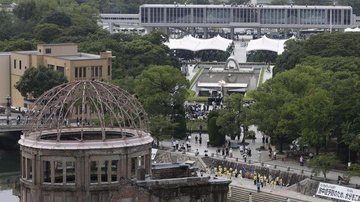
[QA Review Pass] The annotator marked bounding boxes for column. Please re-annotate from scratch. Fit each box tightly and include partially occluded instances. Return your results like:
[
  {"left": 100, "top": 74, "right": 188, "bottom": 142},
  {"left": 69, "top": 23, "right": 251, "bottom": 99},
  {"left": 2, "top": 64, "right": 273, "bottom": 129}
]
[
  {"left": 109, "top": 22, "right": 113, "bottom": 34},
  {"left": 230, "top": 27, "right": 234, "bottom": 40},
  {"left": 191, "top": 27, "right": 196, "bottom": 36},
  {"left": 204, "top": 27, "right": 208, "bottom": 39},
  {"left": 257, "top": 28, "right": 261, "bottom": 38}
]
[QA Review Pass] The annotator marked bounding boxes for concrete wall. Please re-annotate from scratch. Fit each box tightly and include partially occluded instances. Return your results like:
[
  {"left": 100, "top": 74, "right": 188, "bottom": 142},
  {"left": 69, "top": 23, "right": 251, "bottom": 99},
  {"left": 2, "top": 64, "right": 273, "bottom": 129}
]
[
  {"left": 0, "top": 53, "right": 10, "bottom": 106},
  {"left": 10, "top": 52, "right": 33, "bottom": 107},
  {"left": 37, "top": 43, "right": 78, "bottom": 56},
  {"left": 7, "top": 44, "right": 113, "bottom": 107}
]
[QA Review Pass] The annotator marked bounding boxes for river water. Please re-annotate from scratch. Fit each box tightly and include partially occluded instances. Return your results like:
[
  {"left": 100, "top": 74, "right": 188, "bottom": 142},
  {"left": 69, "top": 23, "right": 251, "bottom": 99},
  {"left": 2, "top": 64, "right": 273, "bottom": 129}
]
[{"left": 0, "top": 132, "right": 21, "bottom": 202}]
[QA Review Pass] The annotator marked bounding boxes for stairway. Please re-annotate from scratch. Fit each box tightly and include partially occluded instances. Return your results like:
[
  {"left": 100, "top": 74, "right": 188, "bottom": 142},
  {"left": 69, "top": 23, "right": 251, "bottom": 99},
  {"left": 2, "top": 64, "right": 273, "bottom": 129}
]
[{"left": 229, "top": 185, "right": 307, "bottom": 202}]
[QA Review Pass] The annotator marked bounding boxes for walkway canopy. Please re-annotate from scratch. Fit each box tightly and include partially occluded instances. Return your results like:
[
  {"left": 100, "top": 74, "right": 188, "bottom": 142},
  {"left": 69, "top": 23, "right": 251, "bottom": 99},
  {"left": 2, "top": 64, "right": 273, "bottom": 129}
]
[
  {"left": 344, "top": 27, "right": 360, "bottom": 32},
  {"left": 246, "top": 36, "right": 295, "bottom": 55},
  {"left": 164, "top": 35, "right": 233, "bottom": 52}
]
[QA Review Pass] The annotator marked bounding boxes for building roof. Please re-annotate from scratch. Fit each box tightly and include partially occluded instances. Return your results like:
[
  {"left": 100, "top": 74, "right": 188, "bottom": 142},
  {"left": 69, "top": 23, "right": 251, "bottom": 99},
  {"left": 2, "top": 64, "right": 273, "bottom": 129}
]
[
  {"left": 56, "top": 53, "right": 101, "bottom": 60},
  {"left": 164, "top": 35, "right": 233, "bottom": 52},
  {"left": 246, "top": 36, "right": 295, "bottom": 55},
  {"left": 141, "top": 4, "right": 352, "bottom": 9},
  {"left": 0, "top": 52, "right": 11, "bottom": 56},
  {"left": 38, "top": 43, "right": 77, "bottom": 46},
  {"left": 13, "top": 51, "right": 38, "bottom": 55}
]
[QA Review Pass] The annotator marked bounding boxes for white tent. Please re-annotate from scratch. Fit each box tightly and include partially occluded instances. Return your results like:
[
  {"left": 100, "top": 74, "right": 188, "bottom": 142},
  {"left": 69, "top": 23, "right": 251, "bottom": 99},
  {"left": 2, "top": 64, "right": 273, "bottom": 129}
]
[
  {"left": 344, "top": 27, "right": 360, "bottom": 32},
  {"left": 164, "top": 35, "right": 233, "bottom": 52},
  {"left": 246, "top": 36, "right": 295, "bottom": 55}
]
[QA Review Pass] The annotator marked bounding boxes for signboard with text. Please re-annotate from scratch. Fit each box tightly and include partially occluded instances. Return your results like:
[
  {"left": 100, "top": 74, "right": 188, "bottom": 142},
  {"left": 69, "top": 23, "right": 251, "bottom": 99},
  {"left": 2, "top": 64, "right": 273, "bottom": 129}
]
[{"left": 316, "top": 182, "right": 360, "bottom": 202}]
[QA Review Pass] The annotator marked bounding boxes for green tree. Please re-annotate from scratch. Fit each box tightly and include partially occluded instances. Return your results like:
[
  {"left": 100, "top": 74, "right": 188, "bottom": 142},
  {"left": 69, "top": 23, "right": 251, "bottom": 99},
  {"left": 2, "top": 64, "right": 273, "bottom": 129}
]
[
  {"left": 135, "top": 65, "right": 189, "bottom": 139},
  {"left": 208, "top": 110, "right": 225, "bottom": 146},
  {"left": 13, "top": 1, "right": 38, "bottom": 21},
  {"left": 307, "top": 154, "right": 340, "bottom": 181},
  {"left": 149, "top": 115, "right": 178, "bottom": 146},
  {"left": 44, "top": 12, "right": 72, "bottom": 27},
  {"left": 34, "top": 23, "right": 62, "bottom": 43},
  {"left": 15, "top": 66, "right": 68, "bottom": 98},
  {"left": 298, "top": 89, "right": 334, "bottom": 154}
]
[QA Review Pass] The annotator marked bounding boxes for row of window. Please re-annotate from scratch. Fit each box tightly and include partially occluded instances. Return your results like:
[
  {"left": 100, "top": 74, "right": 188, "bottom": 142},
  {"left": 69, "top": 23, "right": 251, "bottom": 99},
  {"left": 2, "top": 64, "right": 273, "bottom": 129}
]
[
  {"left": 13, "top": 59, "right": 27, "bottom": 70},
  {"left": 140, "top": 7, "right": 352, "bottom": 25},
  {"left": 22, "top": 155, "right": 149, "bottom": 185},
  {"left": 75, "top": 66, "right": 111, "bottom": 78}
]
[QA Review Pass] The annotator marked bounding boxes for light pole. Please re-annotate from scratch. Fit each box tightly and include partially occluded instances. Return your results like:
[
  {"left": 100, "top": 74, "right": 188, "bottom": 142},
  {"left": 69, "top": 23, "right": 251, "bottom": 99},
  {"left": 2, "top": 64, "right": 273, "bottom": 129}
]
[
  {"left": 5, "top": 95, "right": 11, "bottom": 125},
  {"left": 218, "top": 80, "right": 226, "bottom": 98}
]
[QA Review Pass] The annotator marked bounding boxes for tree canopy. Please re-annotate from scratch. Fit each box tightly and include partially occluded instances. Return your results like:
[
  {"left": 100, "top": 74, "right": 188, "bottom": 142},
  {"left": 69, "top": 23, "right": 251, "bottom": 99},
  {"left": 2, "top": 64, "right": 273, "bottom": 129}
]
[
  {"left": 15, "top": 66, "right": 68, "bottom": 98},
  {"left": 135, "top": 65, "right": 189, "bottom": 139}
]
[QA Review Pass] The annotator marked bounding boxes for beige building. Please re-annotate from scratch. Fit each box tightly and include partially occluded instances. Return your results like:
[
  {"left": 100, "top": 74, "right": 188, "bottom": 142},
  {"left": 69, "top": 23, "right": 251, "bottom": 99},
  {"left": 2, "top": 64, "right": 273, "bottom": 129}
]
[
  {"left": 5, "top": 43, "right": 113, "bottom": 107},
  {"left": 0, "top": 52, "right": 11, "bottom": 106}
]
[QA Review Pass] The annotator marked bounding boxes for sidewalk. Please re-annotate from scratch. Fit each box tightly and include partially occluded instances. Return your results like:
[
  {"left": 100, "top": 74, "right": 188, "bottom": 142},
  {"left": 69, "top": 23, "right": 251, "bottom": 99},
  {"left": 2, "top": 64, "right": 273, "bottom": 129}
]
[{"left": 160, "top": 125, "right": 360, "bottom": 185}]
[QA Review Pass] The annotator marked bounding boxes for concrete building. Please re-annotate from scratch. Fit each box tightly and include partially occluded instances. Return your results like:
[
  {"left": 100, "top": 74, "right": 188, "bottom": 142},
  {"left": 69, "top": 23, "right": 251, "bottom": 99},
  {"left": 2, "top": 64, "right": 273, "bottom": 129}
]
[
  {"left": 1, "top": 43, "right": 113, "bottom": 108},
  {"left": 18, "top": 80, "right": 230, "bottom": 202},
  {"left": 0, "top": 52, "right": 10, "bottom": 106}
]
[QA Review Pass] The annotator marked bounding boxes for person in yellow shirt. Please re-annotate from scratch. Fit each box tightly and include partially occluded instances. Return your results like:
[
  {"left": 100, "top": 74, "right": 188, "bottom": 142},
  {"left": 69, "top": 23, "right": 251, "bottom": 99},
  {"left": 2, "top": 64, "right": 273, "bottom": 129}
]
[
  {"left": 263, "top": 176, "right": 267, "bottom": 186},
  {"left": 253, "top": 174, "right": 257, "bottom": 185}
]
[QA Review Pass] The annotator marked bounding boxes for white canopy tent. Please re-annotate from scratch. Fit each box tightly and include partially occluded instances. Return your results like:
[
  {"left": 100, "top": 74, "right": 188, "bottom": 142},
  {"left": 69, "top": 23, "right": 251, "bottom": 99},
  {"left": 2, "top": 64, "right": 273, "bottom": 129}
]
[
  {"left": 164, "top": 35, "right": 233, "bottom": 52},
  {"left": 344, "top": 27, "right": 360, "bottom": 32},
  {"left": 246, "top": 36, "right": 295, "bottom": 55}
]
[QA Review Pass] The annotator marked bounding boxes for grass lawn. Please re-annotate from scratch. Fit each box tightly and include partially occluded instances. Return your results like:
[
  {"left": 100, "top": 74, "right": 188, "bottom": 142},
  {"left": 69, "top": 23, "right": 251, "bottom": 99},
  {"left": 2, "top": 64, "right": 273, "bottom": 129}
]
[{"left": 186, "top": 119, "right": 207, "bottom": 132}]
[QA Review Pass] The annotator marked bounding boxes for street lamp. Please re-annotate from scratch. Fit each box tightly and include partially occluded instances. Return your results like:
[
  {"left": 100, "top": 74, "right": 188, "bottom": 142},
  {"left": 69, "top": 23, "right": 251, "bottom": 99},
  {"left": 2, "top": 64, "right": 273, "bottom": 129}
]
[
  {"left": 5, "top": 95, "right": 11, "bottom": 125},
  {"left": 218, "top": 80, "right": 226, "bottom": 98}
]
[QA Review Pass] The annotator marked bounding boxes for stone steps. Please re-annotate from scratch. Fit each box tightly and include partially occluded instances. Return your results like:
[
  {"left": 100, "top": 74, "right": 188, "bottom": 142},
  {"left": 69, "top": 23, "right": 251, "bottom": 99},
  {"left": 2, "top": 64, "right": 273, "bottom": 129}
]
[{"left": 229, "top": 185, "right": 307, "bottom": 202}]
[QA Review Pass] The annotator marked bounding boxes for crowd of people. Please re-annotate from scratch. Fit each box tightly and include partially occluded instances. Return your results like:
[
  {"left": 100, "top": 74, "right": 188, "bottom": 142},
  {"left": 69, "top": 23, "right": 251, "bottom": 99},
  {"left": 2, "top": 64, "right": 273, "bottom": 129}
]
[{"left": 185, "top": 103, "right": 210, "bottom": 120}]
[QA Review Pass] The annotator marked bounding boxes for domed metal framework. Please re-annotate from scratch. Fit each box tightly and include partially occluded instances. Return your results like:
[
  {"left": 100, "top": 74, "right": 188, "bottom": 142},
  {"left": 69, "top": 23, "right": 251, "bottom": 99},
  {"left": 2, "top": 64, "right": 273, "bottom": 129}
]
[{"left": 24, "top": 80, "right": 148, "bottom": 141}]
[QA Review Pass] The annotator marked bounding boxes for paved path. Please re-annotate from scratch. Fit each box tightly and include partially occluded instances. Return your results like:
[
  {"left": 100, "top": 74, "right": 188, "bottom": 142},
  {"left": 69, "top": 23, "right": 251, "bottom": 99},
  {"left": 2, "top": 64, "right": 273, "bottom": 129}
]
[{"left": 160, "top": 125, "right": 360, "bottom": 185}]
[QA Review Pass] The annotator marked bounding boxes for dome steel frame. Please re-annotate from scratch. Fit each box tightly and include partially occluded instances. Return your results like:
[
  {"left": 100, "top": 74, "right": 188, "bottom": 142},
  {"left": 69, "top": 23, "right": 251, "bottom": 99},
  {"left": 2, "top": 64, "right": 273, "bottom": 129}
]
[{"left": 24, "top": 80, "right": 149, "bottom": 141}]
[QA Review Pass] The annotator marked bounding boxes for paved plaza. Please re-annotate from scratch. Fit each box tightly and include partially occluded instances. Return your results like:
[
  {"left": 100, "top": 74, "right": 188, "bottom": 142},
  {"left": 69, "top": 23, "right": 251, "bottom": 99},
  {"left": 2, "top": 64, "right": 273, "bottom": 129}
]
[{"left": 160, "top": 125, "right": 360, "bottom": 185}]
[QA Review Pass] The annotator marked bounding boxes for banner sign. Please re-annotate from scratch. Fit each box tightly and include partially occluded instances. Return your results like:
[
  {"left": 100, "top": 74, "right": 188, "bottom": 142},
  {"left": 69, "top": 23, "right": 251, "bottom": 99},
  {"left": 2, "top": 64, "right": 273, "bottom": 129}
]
[
  {"left": 316, "top": 182, "right": 360, "bottom": 202},
  {"left": 151, "top": 148, "right": 158, "bottom": 160}
]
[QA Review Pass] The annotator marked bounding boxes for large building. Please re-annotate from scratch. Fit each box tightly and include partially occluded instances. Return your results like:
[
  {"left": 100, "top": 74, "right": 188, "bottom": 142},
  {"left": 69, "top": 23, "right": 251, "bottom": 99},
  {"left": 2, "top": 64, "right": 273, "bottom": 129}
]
[
  {"left": 18, "top": 80, "right": 230, "bottom": 202},
  {"left": 0, "top": 52, "right": 10, "bottom": 106},
  {"left": 139, "top": 4, "right": 354, "bottom": 30},
  {"left": 1, "top": 43, "right": 113, "bottom": 107}
]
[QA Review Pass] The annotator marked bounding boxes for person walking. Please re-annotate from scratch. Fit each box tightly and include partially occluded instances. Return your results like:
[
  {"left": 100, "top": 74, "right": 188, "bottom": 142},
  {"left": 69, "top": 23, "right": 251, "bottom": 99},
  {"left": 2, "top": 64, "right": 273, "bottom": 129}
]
[
  {"left": 300, "top": 155, "right": 304, "bottom": 166},
  {"left": 257, "top": 180, "right": 261, "bottom": 192}
]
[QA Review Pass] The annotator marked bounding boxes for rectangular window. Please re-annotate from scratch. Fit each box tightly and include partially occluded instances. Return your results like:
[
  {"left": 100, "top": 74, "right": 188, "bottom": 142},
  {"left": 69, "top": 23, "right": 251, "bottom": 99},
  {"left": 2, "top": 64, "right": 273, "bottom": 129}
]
[
  {"left": 111, "top": 160, "right": 118, "bottom": 182},
  {"left": 79, "top": 67, "right": 82, "bottom": 78},
  {"left": 90, "top": 161, "right": 98, "bottom": 183},
  {"left": 19, "top": 60, "right": 22, "bottom": 70},
  {"left": 91, "top": 66, "right": 94, "bottom": 77},
  {"left": 54, "top": 161, "right": 63, "bottom": 183},
  {"left": 45, "top": 48, "right": 51, "bottom": 54},
  {"left": 131, "top": 157, "right": 136, "bottom": 176},
  {"left": 57, "top": 66, "right": 64, "bottom": 74},
  {"left": 22, "top": 157, "right": 26, "bottom": 179},
  {"left": 75, "top": 67, "right": 78, "bottom": 78},
  {"left": 27, "top": 158, "right": 33, "bottom": 181},
  {"left": 101, "top": 160, "right": 109, "bottom": 182},
  {"left": 95, "top": 67, "right": 98, "bottom": 77},
  {"left": 99, "top": 66, "right": 102, "bottom": 77},
  {"left": 14, "top": 59, "right": 16, "bottom": 69},
  {"left": 107, "top": 65, "right": 111, "bottom": 76},
  {"left": 83, "top": 67, "right": 86, "bottom": 77},
  {"left": 43, "top": 161, "right": 51, "bottom": 183},
  {"left": 65, "top": 161, "right": 75, "bottom": 184}
]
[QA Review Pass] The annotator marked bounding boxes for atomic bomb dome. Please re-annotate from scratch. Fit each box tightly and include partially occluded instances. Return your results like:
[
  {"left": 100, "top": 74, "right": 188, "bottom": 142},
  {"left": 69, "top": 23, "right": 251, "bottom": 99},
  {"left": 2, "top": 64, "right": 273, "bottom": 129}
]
[{"left": 19, "top": 80, "right": 153, "bottom": 202}]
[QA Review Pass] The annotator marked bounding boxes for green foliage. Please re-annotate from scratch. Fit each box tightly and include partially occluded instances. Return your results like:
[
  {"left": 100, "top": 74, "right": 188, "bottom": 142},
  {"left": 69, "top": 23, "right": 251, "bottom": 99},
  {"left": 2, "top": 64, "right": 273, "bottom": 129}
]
[
  {"left": 149, "top": 115, "right": 178, "bottom": 144},
  {"left": 208, "top": 111, "right": 225, "bottom": 146},
  {"left": 15, "top": 66, "right": 68, "bottom": 98},
  {"left": 34, "top": 23, "right": 62, "bottom": 43},
  {"left": 135, "top": 65, "right": 189, "bottom": 139},
  {"left": 43, "top": 12, "right": 72, "bottom": 27},
  {"left": 275, "top": 33, "right": 360, "bottom": 74},
  {"left": 347, "top": 163, "right": 360, "bottom": 177},
  {"left": 307, "top": 154, "right": 340, "bottom": 181},
  {"left": 247, "top": 50, "right": 277, "bottom": 63}
]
